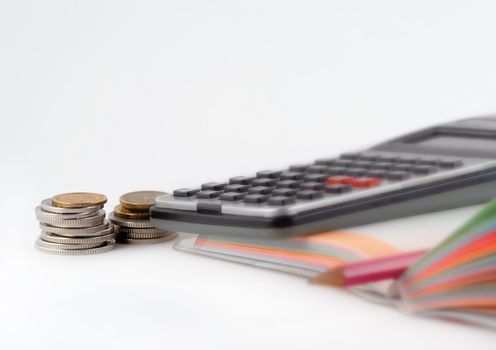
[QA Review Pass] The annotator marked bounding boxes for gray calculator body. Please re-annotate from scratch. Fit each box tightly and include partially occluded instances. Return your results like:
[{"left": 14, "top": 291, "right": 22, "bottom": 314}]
[{"left": 151, "top": 116, "right": 496, "bottom": 238}]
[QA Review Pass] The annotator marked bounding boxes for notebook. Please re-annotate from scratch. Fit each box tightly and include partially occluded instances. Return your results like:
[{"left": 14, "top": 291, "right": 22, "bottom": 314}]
[{"left": 174, "top": 203, "right": 496, "bottom": 329}]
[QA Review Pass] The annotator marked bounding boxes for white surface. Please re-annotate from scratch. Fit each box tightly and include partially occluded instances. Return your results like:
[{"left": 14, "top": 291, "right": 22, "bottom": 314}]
[{"left": 1, "top": 0, "right": 496, "bottom": 348}]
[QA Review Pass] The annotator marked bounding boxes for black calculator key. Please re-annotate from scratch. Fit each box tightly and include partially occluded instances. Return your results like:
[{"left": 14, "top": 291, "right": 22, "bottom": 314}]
[
  {"left": 352, "top": 161, "right": 374, "bottom": 168},
  {"left": 340, "top": 152, "right": 362, "bottom": 160},
  {"left": 224, "top": 184, "right": 250, "bottom": 192},
  {"left": 307, "top": 165, "right": 328, "bottom": 174},
  {"left": 326, "top": 167, "right": 348, "bottom": 176},
  {"left": 304, "top": 174, "right": 328, "bottom": 182},
  {"left": 380, "top": 155, "right": 402, "bottom": 163},
  {"left": 173, "top": 188, "right": 200, "bottom": 197},
  {"left": 201, "top": 182, "right": 227, "bottom": 190},
  {"left": 243, "top": 194, "right": 269, "bottom": 204},
  {"left": 386, "top": 171, "right": 412, "bottom": 181},
  {"left": 275, "top": 180, "right": 301, "bottom": 188},
  {"left": 279, "top": 171, "right": 304, "bottom": 180},
  {"left": 252, "top": 177, "right": 277, "bottom": 186},
  {"left": 268, "top": 196, "right": 295, "bottom": 206},
  {"left": 417, "top": 159, "right": 442, "bottom": 166},
  {"left": 370, "top": 162, "right": 393, "bottom": 170},
  {"left": 229, "top": 176, "right": 254, "bottom": 185},
  {"left": 220, "top": 192, "right": 246, "bottom": 201},
  {"left": 346, "top": 168, "right": 368, "bottom": 177},
  {"left": 315, "top": 158, "right": 336, "bottom": 166},
  {"left": 412, "top": 165, "right": 439, "bottom": 175},
  {"left": 325, "top": 184, "right": 353, "bottom": 194},
  {"left": 197, "top": 190, "right": 223, "bottom": 199},
  {"left": 272, "top": 188, "right": 297, "bottom": 197},
  {"left": 366, "top": 169, "right": 387, "bottom": 178},
  {"left": 297, "top": 190, "right": 323, "bottom": 200},
  {"left": 438, "top": 159, "right": 463, "bottom": 168},
  {"left": 397, "top": 157, "right": 421, "bottom": 164},
  {"left": 289, "top": 164, "right": 311, "bottom": 172},
  {"left": 391, "top": 164, "right": 414, "bottom": 172},
  {"left": 332, "top": 159, "right": 355, "bottom": 167},
  {"left": 300, "top": 182, "right": 325, "bottom": 190},
  {"left": 248, "top": 186, "right": 273, "bottom": 194},
  {"left": 256, "top": 170, "right": 282, "bottom": 179},
  {"left": 357, "top": 154, "right": 381, "bottom": 161}
]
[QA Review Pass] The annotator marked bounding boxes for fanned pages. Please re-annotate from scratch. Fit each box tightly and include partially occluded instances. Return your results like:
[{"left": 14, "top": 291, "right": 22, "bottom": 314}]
[{"left": 396, "top": 200, "right": 496, "bottom": 328}]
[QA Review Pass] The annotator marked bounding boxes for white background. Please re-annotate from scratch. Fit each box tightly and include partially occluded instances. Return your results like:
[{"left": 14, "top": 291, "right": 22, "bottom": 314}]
[{"left": 1, "top": 0, "right": 496, "bottom": 348}]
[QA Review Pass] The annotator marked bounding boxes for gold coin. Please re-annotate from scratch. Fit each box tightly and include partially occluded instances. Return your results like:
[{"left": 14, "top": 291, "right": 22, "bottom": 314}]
[
  {"left": 119, "top": 191, "right": 166, "bottom": 211},
  {"left": 52, "top": 192, "right": 107, "bottom": 208},
  {"left": 114, "top": 204, "right": 151, "bottom": 220}
]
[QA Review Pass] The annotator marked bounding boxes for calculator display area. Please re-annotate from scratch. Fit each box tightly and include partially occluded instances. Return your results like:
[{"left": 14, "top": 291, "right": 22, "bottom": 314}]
[
  {"left": 374, "top": 127, "right": 496, "bottom": 159},
  {"left": 413, "top": 134, "right": 496, "bottom": 152}
]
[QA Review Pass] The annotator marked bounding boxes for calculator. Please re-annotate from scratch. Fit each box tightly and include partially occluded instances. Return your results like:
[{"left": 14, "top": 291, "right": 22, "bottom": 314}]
[{"left": 151, "top": 116, "right": 496, "bottom": 238}]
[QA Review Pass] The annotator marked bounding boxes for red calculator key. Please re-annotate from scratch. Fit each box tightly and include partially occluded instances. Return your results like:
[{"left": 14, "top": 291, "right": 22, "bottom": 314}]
[
  {"left": 326, "top": 176, "right": 354, "bottom": 185},
  {"left": 340, "top": 177, "right": 356, "bottom": 185},
  {"left": 349, "top": 177, "right": 382, "bottom": 188}
]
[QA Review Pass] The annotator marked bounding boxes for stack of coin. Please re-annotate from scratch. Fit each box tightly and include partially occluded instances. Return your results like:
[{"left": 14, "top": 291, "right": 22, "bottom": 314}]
[
  {"left": 35, "top": 192, "right": 116, "bottom": 255},
  {"left": 110, "top": 191, "right": 177, "bottom": 244}
]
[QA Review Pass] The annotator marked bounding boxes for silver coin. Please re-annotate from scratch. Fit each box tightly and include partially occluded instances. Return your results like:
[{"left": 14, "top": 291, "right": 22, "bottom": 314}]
[
  {"left": 40, "top": 198, "right": 102, "bottom": 214},
  {"left": 37, "top": 210, "right": 106, "bottom": 228},
  {"left": 118, "top": 231, "right": 172, "bottom": 239},
  {"left": 109, "top": 212, "right": 154, "bottom": 228},
  {"left": 35, "top": 206, "right": 97, "bottom": 221},
  {"left": 116, "top": 233, "right": 177, "bottom": 245},
  {"left": 114, "top": 226, "right": 174, "bottom": 235},
  {"left": 39, "top": 220, "right": 111, "bottom": 237},
  {"left": 40, "top": 230, "right": 115, "bottom": 244},
  {"left": 36, "top": 238, "right": 105, "bottom": 250},
  {"left": 35, "top": 240, "right": 117, "bottom": 255}
]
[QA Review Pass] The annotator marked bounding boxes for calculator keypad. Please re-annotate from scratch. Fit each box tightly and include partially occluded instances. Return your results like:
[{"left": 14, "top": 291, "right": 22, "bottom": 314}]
[{"left": 172, "top": 152, "right": 464, "bottom": 207}]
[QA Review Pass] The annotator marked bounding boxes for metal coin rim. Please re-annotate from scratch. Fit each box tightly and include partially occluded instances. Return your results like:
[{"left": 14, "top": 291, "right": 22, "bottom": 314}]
[
  {"left": 40, "top": 198, "right": 102, "bottom": 214},
  {"left": 118, "top": 231, "right": 173, "bottom": 239},
  {"left": 35, "top": 206, "right": 97, "bottom": 220},
  {"left": 37, "top": 210, "right": 106, "bottom": 228},
  {"left": 113, "top": 204, "right": 151, "bottom": 220},
  {"left": 40, "top": 230, "right": 115, "bottom": 244},
  {"left": 35, "top": 240, "right": 116, "bottom": 255},
  {"left": 109, "top": 212, "right": 155, "bottom": 228},
  {"left": 39, "top": 220, "right": 111, "bottom": 236},
  {"left": 116, "top": 233, "right": 177, "bottom": 245},
  {"left": 119, "top": 191, "right": 166, "bottom": 211},
  {"left": 36, "top": 238, "right": 105, "bottom": 250},
  {"left": 114, "top": 226, "right": 173, "bottom": 234}
]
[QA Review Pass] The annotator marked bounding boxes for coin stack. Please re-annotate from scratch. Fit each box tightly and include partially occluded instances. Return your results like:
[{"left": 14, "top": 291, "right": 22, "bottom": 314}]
[
  {"left": 110, "top": 191, "right": 177, "bottom": 244},
  {"left": 35, "top": 192, "right": 116, "bottom": 255}
]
